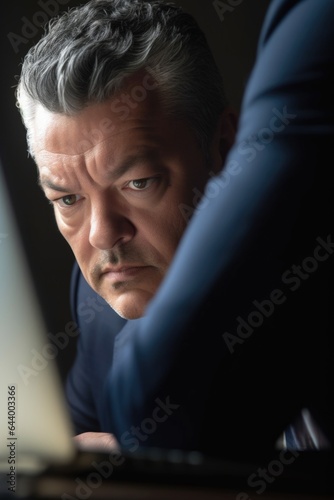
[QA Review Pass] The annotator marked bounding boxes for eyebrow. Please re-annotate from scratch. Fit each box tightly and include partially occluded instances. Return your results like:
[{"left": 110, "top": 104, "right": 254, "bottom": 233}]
[
  {"left": 106, "top": 151, "right": 161, "bottom": 181},
  {"left": 38, "top": 178, "right": 73, "bottom": 193},
  {"left": 38, "top": 150, "right": 162, "bottom": 193}
]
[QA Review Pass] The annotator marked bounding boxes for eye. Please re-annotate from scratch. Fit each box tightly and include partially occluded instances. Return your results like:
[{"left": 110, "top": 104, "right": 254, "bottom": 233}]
[
  {"left": 127, "top": 178, "right": 156, "bottom": 191},
  {"left": 55, "top": 194, "right": 82, "bottom": 208}
]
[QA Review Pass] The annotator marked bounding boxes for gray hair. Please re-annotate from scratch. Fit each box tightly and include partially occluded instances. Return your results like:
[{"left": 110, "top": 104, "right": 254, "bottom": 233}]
[{"left": 16, "top": 0, "right": 228, "bottom": 161}]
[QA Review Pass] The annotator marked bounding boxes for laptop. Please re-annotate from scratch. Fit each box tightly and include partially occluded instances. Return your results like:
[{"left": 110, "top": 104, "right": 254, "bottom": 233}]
[
  {"left": 0, "top": 156, "right": 333, "bottom": 499},
  {"left": 0, "top": 159, "right": 76, "bottom": 476}
]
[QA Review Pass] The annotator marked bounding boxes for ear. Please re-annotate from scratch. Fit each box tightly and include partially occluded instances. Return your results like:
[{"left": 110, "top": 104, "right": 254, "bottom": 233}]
[{"left": 211, "top": 107, "right": 239, "bottom": 173}]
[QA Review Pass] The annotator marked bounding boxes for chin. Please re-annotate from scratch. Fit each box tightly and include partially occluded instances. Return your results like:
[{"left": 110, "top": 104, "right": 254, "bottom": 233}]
[
  {"left": 107, "top": 294, "right": 150, "bottom": 320},
  {"left": 114, "top": 308, "right": 143, "bottom": 320}
]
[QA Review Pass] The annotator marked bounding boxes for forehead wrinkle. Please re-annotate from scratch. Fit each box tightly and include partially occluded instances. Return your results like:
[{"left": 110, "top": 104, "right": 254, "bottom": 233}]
[
  {"left": 103, "top": 148, "right": 164, "bottom": 183},
  {"left": 35, "top": 128, "right": 122, "bottom": 160},
  {"left": 37, "top": 151, "right": 88, "bottom": 191},
  {"left": 37, "top": 126, "right": 165, "bottom": 191},
  {"left": 36, "top": 148, "right": 91, "bottom": 158},
  {"left": 35, "top": 112, "right": 166, "bottom": 165},
  {"left": 45, "top": 123, "right": 155, "bottom": 157}
]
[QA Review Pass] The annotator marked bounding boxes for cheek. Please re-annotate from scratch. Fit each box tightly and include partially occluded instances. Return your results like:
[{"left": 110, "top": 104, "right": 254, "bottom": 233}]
[
  {"left": 143, "top": 207, "right": 187, "bottom": 261},
  {"left": 54, "top": 212, "right": 88, "bottom": 256},
  {"left": 54, "top": 213, "right": 73, "bottom": 243}
]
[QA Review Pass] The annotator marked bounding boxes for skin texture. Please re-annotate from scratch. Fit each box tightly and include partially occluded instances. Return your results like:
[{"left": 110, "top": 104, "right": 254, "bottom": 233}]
[
  {"left": 32, "top": 76, "right": 236, "bottom": 320},
  {"left": 73, "top": 432, "right": 120, "bottom": 453}
]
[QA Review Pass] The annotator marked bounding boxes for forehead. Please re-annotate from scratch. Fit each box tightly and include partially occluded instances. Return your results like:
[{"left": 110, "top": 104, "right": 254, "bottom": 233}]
[
  {"left": 31, "top": 84, "right": 206, "bottom": 188},
  {"left": 32, "top": 84, "right": 164, "bottom": 159}
]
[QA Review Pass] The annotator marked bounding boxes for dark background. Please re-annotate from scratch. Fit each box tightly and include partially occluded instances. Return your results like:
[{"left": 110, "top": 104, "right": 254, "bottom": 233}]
[{"left": 0, "top": 0, "right": 271, "bottom": 382}]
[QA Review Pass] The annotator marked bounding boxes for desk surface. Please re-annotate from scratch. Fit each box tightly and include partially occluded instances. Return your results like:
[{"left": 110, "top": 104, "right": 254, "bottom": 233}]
[
  {"left": 10, "top": 448, "right": 334, "bottom": 500},
  {"left": 20, "top": 479, "right": 334, "bottom": 500}
]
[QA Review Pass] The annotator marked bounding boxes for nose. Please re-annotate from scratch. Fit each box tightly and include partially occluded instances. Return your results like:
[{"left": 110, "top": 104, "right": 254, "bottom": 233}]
[{"left": 89, "top": 195, "right": 135, "bottom": 250}]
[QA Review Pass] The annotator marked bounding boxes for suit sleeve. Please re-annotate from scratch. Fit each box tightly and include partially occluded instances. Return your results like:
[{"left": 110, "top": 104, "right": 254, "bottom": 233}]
[{"left": 102, "top": 0, "right": 334, "bottom": 456}]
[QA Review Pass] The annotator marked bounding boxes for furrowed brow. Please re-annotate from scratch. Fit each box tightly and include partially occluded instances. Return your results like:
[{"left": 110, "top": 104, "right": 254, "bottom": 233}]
[
  {"left": 38, "top": 178, "right": 72, "bottom": 193},
  {"left": 107, "top": 152, "right": 160, "bottom": 181}
]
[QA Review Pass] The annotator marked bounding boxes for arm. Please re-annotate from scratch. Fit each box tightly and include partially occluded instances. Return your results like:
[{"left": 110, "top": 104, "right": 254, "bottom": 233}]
[{"left": 102, "top": 0, "right": 334, "bottom": 456}]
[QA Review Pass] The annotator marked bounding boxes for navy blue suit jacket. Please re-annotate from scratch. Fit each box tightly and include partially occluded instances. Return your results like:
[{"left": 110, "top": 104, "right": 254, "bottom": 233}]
[
  {"left": 66, "top": 0, "right": 334, "bottom": 459},
  {"left": 66, "top": 263, "right": 127, "bottom": 434}
]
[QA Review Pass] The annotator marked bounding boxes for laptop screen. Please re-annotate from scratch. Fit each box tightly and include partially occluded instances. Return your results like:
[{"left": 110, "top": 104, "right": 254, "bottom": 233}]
[{"left": 0, "top": 157, "right": 76, "bottom": 478}]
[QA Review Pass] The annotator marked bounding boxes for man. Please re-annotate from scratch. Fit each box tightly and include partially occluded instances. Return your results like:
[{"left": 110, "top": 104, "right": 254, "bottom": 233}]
[
  {"left": 16, "top": 0, "right": 333, "bottom": 458},
  {"left": 16, "top": 0, "right": 237, "bottom": 444}
]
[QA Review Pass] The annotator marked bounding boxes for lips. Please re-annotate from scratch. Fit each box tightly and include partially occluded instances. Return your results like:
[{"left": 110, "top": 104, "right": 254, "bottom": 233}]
[
  {"left": 101, "top": 265, "right": 149, "bottom": 282},
  {"left": 102, "top": 264, "right": 144, "bottom": 274}
]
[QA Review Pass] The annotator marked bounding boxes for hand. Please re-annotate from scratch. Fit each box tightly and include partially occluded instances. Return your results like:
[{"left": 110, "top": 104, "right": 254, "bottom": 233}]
[{"left": 73, "top": 432, "right": 120, "bottom": 453}]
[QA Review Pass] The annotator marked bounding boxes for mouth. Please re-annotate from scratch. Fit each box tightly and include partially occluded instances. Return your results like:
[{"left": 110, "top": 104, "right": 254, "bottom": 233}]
[{"left": 101, "top": 265, "right": 150, "bottom": 282}]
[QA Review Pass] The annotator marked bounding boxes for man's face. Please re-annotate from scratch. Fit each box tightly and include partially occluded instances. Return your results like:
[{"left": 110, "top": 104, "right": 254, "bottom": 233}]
[{"left": 32, "top": 84, "right": 221, "bottom": 319}]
